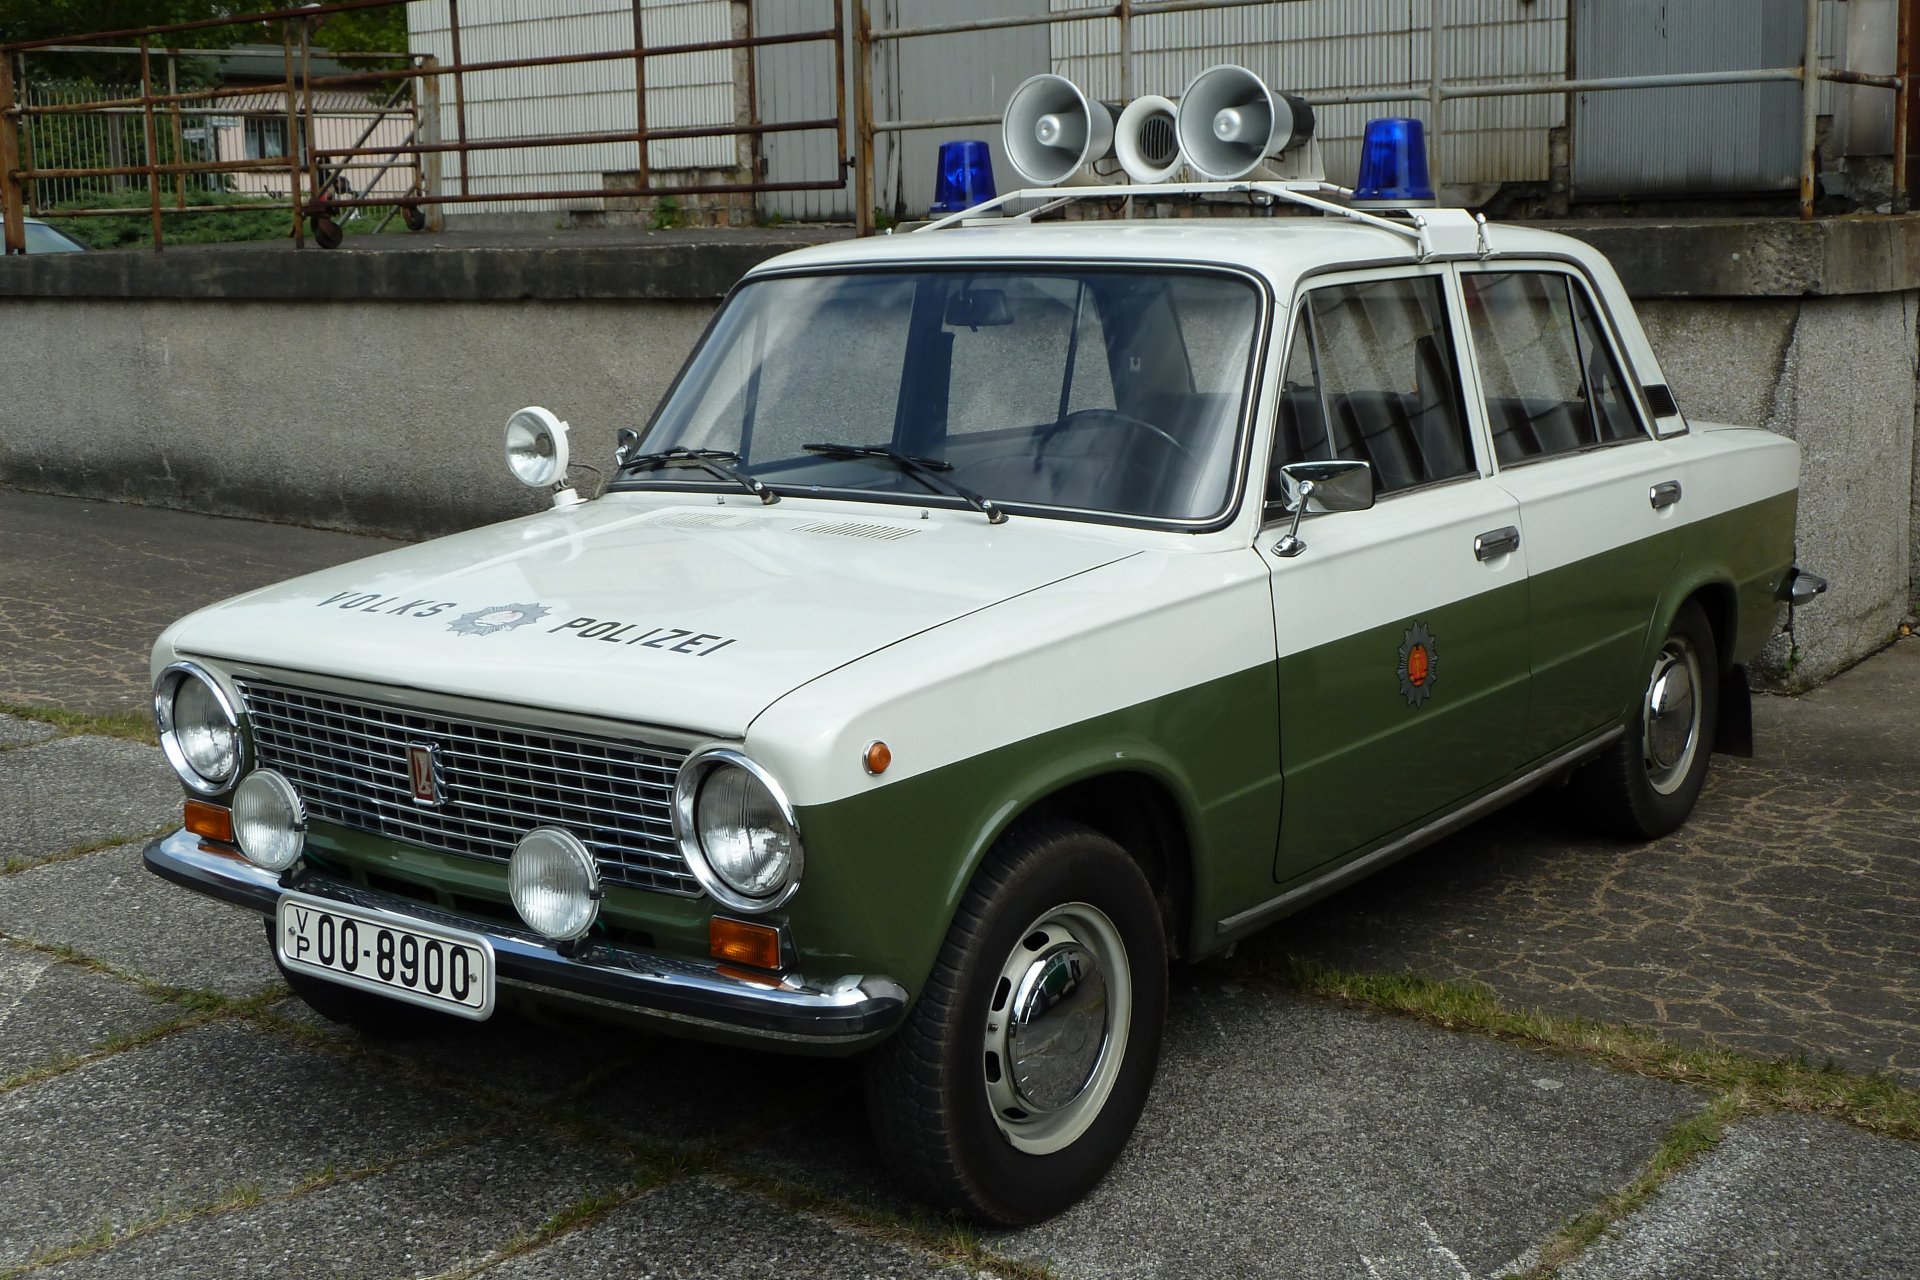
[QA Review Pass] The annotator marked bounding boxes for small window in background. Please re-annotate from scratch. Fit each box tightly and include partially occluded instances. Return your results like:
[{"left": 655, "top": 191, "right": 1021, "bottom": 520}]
[
  {"left": 1294, "top": 276, "right": 1474, "bottom": 495},
  {"left": 1462, "top": 271, "right": 1644, "bottom": 464}
]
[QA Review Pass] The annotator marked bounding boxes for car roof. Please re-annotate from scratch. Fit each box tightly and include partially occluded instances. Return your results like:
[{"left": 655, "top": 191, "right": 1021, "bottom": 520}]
[{"left": 746, "top": 216, "right": 1611, "bottom": 292}]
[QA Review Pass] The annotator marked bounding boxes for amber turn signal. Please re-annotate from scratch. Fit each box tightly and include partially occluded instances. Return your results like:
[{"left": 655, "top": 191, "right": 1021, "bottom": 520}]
[
  {"left": 863, "top": 740, "right": 892, "bottom": 775},
  {"left": 183, "top": 799, "right": 234, "bottom": 844},
  {"left": 709, "top": 916, "right": 784, "bottom": 971}
]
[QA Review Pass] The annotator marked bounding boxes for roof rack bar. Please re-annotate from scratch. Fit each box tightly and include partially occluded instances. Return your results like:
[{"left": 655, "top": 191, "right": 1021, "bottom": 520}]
[{"left": 913, "top": 181, "right": 1426, "bottom": 248}]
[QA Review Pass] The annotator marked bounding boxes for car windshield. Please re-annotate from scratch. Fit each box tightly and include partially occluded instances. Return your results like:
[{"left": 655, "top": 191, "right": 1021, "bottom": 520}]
[
  {"left": 24, "top": 222, "right": 85, "bottom": 253},
  {"left": 617, "top": 267, "right": 1262, "bottom": 524}
]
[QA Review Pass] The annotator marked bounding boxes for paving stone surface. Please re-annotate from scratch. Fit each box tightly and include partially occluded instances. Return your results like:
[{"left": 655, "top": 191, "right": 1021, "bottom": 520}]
[
  {"left": 1269, "top": 639, "right": 1920, "bottom": 1081},
  {"left": 477, "top": 1178, "right": 975, "bottom": 1279},
  {"left": 0, "top": 713, "right": 58, "bottom": 749},
  {"left": 0, "top": 1021, "right": 491, "bottom": 1269},
  {"left": 0, "top": 735, "right": 179, "bottom": 862},
  {"left": 33, "top": 1130, "right": 636, "bottom": 1280},
  {"left": 0, "top": 488, "right": 404, "bottom": 717},
  {"left": 986, "top": 974, "right": 1702, "bottom": 1280},
  {"left": 1565, "top": 1114, "right": 1920, "bottom": 1280},
  {"left": 0, "top": 839, "right": 278, "bottom": 996},
  {"left": 0, "top": 942, "right": 182, "bottom": 1080}
]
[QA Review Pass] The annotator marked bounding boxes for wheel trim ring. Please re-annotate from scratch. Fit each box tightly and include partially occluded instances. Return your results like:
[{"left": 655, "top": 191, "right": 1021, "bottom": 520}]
[
  {"left": 1643, "top": 637, "right": 1702, "bottom": 795},
  {"left": 981, "top": 902, "right": 1132, "bottom": 1156}
]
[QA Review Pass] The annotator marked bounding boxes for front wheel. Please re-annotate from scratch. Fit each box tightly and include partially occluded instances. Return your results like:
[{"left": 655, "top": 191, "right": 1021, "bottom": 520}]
[
  {"left": 1578, "top": 600, "right": 1719, "bottom": 839},
  {"left": 864, "top": 818, "right": 1168, "bottom": 1225}
]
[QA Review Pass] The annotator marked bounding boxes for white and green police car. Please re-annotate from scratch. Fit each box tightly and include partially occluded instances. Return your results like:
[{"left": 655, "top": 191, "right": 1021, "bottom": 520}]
[{"left": 144, "top": 181, "right": 1817, "bottom": 1224}]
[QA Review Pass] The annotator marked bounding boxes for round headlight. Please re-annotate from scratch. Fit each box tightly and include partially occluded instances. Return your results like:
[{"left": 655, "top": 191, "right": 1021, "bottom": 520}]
[
  {"left": 675, "top": 751, "right": 803, "bottom": 913},
  {"left": 232, "top": 769, "right": 306, "bottom": 872},
  {"left": 509, "top": 827, "right": 601, "bottom": 942},
  {"left": 155, "top": 662, "right": 242, "bottom": 794}
]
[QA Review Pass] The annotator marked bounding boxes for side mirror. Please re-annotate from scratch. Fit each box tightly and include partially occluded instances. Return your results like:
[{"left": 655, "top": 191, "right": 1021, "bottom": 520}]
[{"left": 1272, "top": 459, "right": 1372, "bottom": 558}]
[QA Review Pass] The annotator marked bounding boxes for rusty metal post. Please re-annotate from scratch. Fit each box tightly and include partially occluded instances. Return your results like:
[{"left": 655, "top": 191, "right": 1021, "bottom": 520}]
[
  {"left": 1896, "top": 0, "right": 1913, "bottom": 213},
  {"left": 283, "top": 18, "right": 305, "bottom": 247},
  {"left": 631, "top": 0, "right": 652, "bottom": 192},
  {"left": 0, "top": 54, "right": 23, "bottom": 255},
  {"left": 1427, "top": 0, "right": 1444, "bottom": 194},
  {"left": 830, "top": 0, "right": 848, "bottom": 188},
  {"left": 448, "top": 0, "right": 470, "bottom": 197},
  {"left": 166, "top": 51, "right": 187, "bottom": 210},
  {"left": 1800, "top": 0, "right": 1819, "bottom": 220},
  {"left": 418, "top": 55, "right": 444, "bottom": 231},
  {"left": 1119, "top": 0, "right": 1132, "bottom": 101},
  {"left": 139, "top": 37, "right": 166, "bottom": 249},
  {"left": 853, "top": 0, "right": 874, "bottom": 235}
]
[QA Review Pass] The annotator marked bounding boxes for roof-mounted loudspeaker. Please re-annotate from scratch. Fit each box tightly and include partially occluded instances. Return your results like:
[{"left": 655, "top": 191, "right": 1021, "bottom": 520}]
[
  {"left": 1002, "top": 74, "right": 1114, "bottom": 186},
  {"left": 1114, "top": 95, "right": 1183, "bottom": 184},
  {"left": 1174, "top": 64, "right": 1316, "bottom": 181}
]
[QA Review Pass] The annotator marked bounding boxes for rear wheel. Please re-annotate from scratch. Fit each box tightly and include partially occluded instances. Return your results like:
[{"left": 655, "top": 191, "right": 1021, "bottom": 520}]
[
  {"left": 1578, "top": 600, "right": 1719, "bottom": 838},
  {"left": 864, "top": 818, "right": 1168, "bottom": 1225},
  {"left": 263, "top": 919, "right": 442, "bottom": 1038}
]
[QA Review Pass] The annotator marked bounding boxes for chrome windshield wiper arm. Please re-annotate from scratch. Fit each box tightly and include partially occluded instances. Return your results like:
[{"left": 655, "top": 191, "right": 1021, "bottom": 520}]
[
  {"left": 618, "top": 447, "right": 777, "bottom": 505},
  {"left": 801, "top": 442, "right": 1007, "bottom": 524}
]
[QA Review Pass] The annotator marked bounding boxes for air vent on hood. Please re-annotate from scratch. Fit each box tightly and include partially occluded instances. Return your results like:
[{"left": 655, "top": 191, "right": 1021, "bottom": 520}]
[
  {"left": 793, "top": 520, "right": 920, "bottom": 541},
  {"left": 650, "top": 510, "right": 760, "bottom": 530}
]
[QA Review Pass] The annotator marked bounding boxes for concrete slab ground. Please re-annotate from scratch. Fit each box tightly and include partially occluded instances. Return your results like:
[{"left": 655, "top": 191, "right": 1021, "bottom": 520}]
[
  {"left": 1567, "top": 1114, "right": 1920, "bottom": 1280},
  {"left": 1, "top": 489, "right": 1916, "bottom": 1278}
]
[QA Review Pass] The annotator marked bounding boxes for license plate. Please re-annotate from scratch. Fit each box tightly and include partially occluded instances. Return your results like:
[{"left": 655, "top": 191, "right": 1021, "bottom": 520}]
[{"left": 275, "top": 893, "right": 495, "bottom": 1020}]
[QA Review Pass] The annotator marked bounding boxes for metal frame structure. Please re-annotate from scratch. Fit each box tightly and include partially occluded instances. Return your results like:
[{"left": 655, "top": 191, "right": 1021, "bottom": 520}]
[
  {"left": 0, "top": 0, "right": 1910, "bottom": 253},
  {"left": 0, "top": 0, "right": 846, "bottom": 252},
  {"left": 852, "top": 0, "right": 1912, "bottom": 233}
]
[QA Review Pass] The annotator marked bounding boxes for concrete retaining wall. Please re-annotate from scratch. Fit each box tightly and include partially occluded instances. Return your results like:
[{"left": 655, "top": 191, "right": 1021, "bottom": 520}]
[{"left": 3, "top": 218, "right": 1917, "bottom": 687}]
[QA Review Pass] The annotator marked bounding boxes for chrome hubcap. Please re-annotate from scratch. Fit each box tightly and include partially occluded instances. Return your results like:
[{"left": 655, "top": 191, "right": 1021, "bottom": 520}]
[
  {"left": 982, "top": 903, "right": 1131, "bottom": 1155},
  {"left": 1643, "top": 637, "right": 1701, "bottom": 795}
]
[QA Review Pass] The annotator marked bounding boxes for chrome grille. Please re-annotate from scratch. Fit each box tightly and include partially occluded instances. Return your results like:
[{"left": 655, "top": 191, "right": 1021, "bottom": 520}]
[{"left": 236, "top": 679, "right": 697, "bottom": 896}]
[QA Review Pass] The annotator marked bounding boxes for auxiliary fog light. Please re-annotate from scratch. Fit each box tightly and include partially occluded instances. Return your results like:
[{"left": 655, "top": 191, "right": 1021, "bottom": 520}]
[
  {"left": 509, "top": 827, "right": 602, "bottom": 942},
  {"left": 232, "top": 769, "right": 307, "bottom": 873}
]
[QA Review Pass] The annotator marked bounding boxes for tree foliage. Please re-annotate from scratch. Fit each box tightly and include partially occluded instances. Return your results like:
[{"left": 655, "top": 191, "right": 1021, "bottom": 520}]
[{"left": 0, "top": 2, "right": 408, "bottom": 52}]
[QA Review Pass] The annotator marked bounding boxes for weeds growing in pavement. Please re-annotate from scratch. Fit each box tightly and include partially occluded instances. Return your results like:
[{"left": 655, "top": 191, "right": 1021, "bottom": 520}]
[{"left": 0, "top": 702, "right": 155, "bottom": 744}]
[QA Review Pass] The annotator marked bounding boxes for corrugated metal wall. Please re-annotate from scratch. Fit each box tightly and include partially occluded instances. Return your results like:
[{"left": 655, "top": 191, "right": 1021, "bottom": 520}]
[
  {"left": 1571, "top": 0, "right": 1804, "bottom": 196},
  {"left": 408, "top": 0, "right": 735, "bottom": 215},
  {"left": 1049, "top": 0, "right": 1565, "bottom": 192},
  {"left": 752, "top": 0, "right": 852, "bottom": 221}
]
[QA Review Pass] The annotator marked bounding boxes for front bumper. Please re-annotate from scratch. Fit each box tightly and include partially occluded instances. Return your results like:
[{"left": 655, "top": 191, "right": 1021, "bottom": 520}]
[{"left": 144, "top": 829, "right": 908, "bottom": 1051}]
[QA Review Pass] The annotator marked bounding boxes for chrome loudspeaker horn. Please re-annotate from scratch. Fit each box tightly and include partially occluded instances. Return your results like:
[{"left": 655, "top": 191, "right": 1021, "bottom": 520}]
[
  {"left": 1114, "top": 94, "right": 1183, "bottom": 184},
  {"left": 1174, "top": 64, "right": 1318, "bottom": 181},
  {"left": 1002, "top": 74, "right": 1115, "bottom": 186}
]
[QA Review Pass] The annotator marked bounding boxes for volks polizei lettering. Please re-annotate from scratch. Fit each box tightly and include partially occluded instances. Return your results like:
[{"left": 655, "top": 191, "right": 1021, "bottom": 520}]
[{"left": 548, "top": 616, "right": 736, "bottom": 656}]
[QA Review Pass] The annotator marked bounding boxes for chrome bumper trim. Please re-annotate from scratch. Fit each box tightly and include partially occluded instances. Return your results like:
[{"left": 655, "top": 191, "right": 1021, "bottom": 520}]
[{"left": 143, "top": 829, "right": 907, "bottom": 1046}]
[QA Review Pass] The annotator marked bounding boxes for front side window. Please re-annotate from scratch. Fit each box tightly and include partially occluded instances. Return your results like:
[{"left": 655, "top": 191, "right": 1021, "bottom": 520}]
[
  {"left": 1269, "top": 274, "right": 1475, "bottom": 499},
  {"left": 1460, "top": 270, "right": 1644, "bottom": 465},
  {"left": 622, "top": 268, "right": 1263, "bottom": 524}
]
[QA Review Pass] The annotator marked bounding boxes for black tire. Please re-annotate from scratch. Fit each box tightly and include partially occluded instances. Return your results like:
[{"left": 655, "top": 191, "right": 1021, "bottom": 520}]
[
  {"left": 263, "top": 918, "right": 443, "bottom": 1038},
  {"left": 1578, "top": 599, "right": 1720, "bottom": 839},
  {"left": 309, "top": 215, "right": 344, "bottom": 249},
  {"left": 863, "top": 817, "right": 1168, "bottom": 1225}
]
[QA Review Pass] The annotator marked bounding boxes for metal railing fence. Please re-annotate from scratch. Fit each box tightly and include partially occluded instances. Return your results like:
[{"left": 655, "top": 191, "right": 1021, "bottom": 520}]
[{"left": 1, "top": 0, "right": 1909, "bottom": 251}]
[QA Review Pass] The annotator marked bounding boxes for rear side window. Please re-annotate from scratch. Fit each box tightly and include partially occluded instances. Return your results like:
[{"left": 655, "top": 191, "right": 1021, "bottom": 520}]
[
  {"left": 1270, "top": 275, "right": 1475, "bottom": 497},
  {"left": 1460, "top": 271, "right": 1645, "bottom": 465}
]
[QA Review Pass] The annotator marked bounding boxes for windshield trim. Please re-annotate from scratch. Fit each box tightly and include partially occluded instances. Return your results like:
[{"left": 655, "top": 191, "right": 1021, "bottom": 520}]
[{"left": 609, "top": 257, "right": 1275, "bottom": 534}]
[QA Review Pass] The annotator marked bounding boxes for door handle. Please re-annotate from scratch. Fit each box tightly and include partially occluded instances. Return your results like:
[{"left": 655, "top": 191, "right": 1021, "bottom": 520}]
[
  {"left": 1474, "top": 525, "right": 1520, "bottom": 561},
  {"left": 1650, "top": 480, "right": 1683, "bottom": 510}
]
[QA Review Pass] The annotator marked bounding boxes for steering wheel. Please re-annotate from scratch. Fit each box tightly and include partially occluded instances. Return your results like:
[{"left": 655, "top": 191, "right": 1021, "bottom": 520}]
[{"left": 1036, "top": 408, "right": 1193, "bottom": 464}]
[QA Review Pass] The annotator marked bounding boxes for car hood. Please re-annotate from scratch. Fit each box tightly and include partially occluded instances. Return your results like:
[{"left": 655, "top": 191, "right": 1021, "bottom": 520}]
[{"left": 166, "top": 498, "right": 1137, "bottom": 737}]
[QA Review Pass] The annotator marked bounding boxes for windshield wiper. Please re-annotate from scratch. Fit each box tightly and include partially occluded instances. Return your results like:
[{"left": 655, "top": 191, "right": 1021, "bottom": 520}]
[
  {"left": 618, "top": 446, "right": 777, "bottom": 505},
  {"left": 801, "top": 442, "right": 1007, "bottom": 525}
]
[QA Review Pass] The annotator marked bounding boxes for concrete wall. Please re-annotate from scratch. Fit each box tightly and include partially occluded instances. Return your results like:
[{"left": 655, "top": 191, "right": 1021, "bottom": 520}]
[{"left": 0, "top": 296, "right": 715, "bottom": 541}]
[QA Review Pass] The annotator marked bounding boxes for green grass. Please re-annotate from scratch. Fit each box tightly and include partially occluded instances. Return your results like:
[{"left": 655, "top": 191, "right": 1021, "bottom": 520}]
[
  {"left": 45, "top": 188, "right": 416, "bottom": 249},
  {"left": 0, "top": 701, "right": 155, "bottom": 744}
]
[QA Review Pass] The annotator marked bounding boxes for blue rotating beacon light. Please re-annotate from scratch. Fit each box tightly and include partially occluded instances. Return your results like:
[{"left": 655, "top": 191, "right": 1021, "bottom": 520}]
[
  {"left": 1351, "top": 117, "right": 1436, "bottom": 208},
  {"left": 929, "top": 140, "right": 998, "bottom": 217}
]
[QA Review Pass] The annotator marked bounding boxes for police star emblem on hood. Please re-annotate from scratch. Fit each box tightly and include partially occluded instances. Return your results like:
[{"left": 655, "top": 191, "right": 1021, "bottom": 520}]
[{"left": 447, "top": 602, "right": 550, "bottom": 637}]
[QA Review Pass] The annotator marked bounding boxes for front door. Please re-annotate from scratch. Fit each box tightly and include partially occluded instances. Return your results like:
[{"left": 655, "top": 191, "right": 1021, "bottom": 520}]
[{"left": 1266, "top": 270, "right": 1532, "bottom": 883}]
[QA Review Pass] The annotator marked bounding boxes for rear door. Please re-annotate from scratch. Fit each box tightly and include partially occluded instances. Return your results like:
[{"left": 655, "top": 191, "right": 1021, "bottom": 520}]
[
  {"left": 1456, "top": 265, "right": 1686, "bottom": 757},
  {"left": 1265, "top": 268, "right": 1532, "bottom": 883}
]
